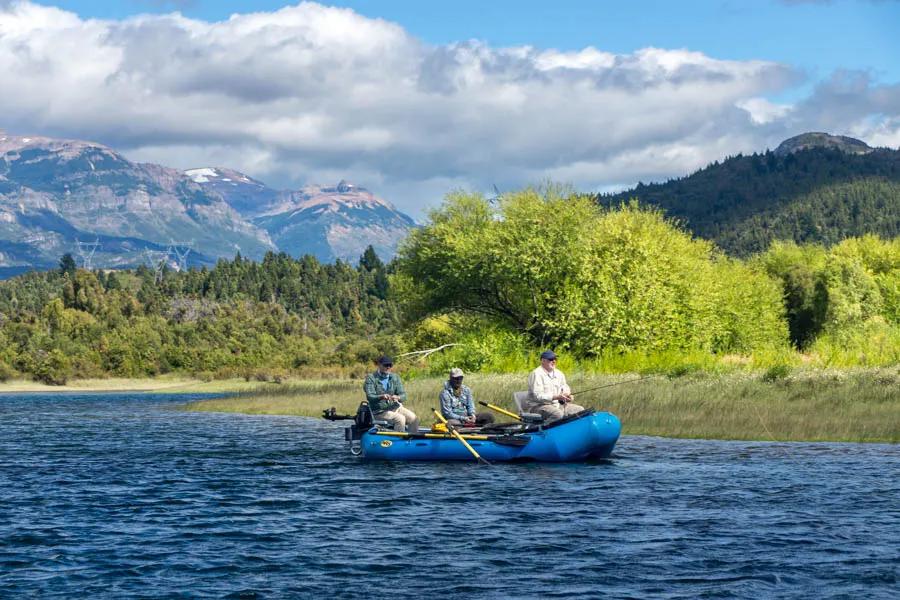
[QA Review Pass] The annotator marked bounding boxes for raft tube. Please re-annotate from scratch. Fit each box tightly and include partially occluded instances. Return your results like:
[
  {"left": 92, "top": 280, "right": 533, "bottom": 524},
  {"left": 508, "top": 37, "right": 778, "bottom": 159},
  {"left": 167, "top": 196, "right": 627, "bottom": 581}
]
[{"left": 359, "top": 409, "right": 620, "bottom": 462}]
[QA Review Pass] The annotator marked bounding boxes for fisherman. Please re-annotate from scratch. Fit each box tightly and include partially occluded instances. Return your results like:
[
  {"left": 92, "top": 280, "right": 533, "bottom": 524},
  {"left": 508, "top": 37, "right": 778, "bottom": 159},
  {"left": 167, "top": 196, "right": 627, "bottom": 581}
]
[
  {"left": 439, "top": 368, "right": 494, "bottom": 428},
  {"left": 525, "top": 350, "right": 585, "bottom": 422},
  {"left": 363, "top": 355, "right": 420, "bottom": 433}
]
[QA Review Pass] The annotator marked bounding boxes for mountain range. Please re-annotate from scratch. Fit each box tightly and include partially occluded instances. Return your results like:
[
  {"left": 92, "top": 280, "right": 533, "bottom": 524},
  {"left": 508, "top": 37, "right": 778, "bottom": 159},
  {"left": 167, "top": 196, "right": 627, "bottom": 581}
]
[
  {"left": 184, "top": 169, "right": 415, "bottom": 264},
  {"left": 2, "top": 131, "right": 897, "bottom": 276},
  {"left": 0, "top": 133, "right": 415, "bottom": 276},
  {"left": 598, "top": 133, "right": 900, "bottom": 255}
]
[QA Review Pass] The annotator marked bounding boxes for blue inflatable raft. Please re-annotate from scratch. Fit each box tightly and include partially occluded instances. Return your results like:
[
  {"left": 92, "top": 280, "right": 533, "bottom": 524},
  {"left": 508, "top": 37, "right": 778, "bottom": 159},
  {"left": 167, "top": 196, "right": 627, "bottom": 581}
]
[{"left": 325, "top": 404, "right": 620, "bottom": 462}]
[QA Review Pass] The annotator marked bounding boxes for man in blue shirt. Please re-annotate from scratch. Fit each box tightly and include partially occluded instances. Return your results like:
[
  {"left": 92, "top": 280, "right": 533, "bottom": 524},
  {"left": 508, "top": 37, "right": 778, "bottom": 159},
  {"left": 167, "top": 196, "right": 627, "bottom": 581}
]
[
  {"left": 439, "top": 368, "right": 494, "bottom": 427},
  {"left": 363, "top": 355, "right": 419, "bottom": 433}
]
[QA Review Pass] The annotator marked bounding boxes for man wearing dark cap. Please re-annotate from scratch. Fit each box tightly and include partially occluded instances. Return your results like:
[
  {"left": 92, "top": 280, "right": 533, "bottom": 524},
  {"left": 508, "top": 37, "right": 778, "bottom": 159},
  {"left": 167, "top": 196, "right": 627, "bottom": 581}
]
[
  {"left": 363, "top": 356, "right": 420, "bottom": 433},
  {"left": 439, "top": 367, "right": 494, "bottom": 427},
  {"left": 525, "top": 350, "right": 584, "bottom": 422}
]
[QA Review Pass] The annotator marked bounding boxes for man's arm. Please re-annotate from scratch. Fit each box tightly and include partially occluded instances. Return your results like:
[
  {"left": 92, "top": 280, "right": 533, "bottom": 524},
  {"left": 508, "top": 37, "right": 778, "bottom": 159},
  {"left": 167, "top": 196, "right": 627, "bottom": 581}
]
[
  {"left": 392, "top": 374, "right": 407, "bottom": 402},
  {"left": 363, "top": 375, "right": 381, "bottom": 404},
  {"left": 559, "top": 371, "right": 571, "bottom": 396},
  {"left": 557, "top": 371, "right": 572, "bottom": 402},
  {"left": 464, "top": 388, "right": 476, "bottom": 416}
]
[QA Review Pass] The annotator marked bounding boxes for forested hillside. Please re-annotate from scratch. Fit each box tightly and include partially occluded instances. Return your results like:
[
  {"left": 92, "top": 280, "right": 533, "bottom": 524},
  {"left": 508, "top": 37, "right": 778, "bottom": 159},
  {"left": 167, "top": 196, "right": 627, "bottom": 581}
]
[
  {"left": 0, "top": 248, "right": 398, "bottom": 383},
  {"left": 597, "top": 146, "right": 900, "bottom": 255}
]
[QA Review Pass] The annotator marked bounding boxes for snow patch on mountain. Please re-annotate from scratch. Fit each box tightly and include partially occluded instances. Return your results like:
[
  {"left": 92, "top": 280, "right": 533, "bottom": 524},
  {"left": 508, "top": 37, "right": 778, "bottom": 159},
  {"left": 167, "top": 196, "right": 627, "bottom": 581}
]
[{"left": 185, "top": 167, "right": 219, "bottom": 183}]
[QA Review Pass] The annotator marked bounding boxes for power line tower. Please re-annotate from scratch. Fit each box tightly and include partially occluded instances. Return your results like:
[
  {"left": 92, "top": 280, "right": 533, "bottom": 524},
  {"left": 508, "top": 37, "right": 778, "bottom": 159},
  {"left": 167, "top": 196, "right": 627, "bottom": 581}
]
[
  {"left": 167, "top": 240, "right": 193, "bottom": 272},
  {"left": 74, "top": 238, "right": 101, "bottom": 270},
  {"left": 487, "top": 184, "right": 503, "bottom": 206},
  {"left": 141, "top": 249, "right": 170, "bottom": 283}
]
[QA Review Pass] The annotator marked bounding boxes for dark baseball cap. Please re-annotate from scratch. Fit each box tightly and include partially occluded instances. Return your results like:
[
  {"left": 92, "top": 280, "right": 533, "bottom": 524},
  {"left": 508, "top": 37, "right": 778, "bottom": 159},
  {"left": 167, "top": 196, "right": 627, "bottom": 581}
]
[
  {"left": 377, "top": 355, "right": 394, "bottom": 366},
  {"left": 540, "top": 350, "right": 557, "bottom": 361}
]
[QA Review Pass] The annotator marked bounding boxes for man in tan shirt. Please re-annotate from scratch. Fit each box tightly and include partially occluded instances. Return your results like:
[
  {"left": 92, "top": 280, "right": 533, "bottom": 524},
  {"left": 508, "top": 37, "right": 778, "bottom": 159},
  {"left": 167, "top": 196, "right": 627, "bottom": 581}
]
[{"left": 525, "top": 350, "right": 584, "bottom": 422}]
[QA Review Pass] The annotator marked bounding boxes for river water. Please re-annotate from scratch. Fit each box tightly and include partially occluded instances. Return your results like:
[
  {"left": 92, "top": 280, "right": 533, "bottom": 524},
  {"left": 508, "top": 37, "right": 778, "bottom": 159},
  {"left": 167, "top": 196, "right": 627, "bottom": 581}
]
[{"left": 1, "top": 393, "right": 897, "bottom": 598}]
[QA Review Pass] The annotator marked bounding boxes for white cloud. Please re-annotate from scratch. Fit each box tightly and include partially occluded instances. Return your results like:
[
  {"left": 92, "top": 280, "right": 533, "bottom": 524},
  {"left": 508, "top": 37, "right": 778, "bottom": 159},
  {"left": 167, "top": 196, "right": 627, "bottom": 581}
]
[
  {"left": 0, "top": 1, "right": 897, "bottom": 217},
  {"left": 736, "top": 97, "right": 794, "bottom": 124}
]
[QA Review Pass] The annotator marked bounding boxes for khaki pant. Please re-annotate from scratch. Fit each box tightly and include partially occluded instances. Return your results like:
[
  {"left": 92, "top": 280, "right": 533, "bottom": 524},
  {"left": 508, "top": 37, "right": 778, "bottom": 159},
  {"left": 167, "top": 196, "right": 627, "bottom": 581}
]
[
  {"left": 375, "top": 406, "right": 420, "bottom": 433},
  {"left": 529, "top": 401, "right": 585, "bottom": 423}
]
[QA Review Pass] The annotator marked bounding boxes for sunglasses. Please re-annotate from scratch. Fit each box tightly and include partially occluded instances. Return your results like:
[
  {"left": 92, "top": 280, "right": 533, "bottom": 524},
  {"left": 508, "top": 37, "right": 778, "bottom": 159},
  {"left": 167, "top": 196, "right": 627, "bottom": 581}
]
[{"left": 382, "top": 363, "right": 393, "bottom": 368}]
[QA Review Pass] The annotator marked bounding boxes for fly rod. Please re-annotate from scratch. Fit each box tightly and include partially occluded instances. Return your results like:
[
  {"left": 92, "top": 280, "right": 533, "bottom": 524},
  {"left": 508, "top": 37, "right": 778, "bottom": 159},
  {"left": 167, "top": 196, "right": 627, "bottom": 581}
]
[{"left": 575, "top": 375, "right": 655, "bottom": 396}]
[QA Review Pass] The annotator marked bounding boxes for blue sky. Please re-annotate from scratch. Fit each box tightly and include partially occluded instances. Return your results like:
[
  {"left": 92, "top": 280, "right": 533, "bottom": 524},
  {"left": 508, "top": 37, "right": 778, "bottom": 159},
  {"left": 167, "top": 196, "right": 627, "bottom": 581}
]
[{"left": 2, "top": 1, "right": 899, "bottom": 214}]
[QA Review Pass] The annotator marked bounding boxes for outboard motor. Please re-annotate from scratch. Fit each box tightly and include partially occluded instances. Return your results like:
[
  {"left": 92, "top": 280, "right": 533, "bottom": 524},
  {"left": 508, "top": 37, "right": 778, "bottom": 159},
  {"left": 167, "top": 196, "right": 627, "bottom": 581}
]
[{"left": 322, "top": 402, "right": 376, "bottom": 456}]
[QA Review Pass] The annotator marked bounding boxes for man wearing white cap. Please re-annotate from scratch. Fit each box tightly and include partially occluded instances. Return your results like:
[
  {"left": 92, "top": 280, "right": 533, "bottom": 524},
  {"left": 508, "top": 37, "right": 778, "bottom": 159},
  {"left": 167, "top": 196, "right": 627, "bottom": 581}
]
[
  {"left": 439, "top": 367, "right": 494, "bottom": 427},
  {"left": 525, "top": 350, "right": 584, "bottom": 422}
]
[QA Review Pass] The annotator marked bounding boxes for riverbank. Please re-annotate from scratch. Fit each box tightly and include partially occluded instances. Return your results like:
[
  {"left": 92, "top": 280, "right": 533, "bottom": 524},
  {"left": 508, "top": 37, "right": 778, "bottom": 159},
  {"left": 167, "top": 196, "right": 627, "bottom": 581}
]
[
  {"left": 3, "top": 369, "right": 896, "bottom": 442},
  {"left": 183, "top": 368, "right": 900, "bottom": 443}
]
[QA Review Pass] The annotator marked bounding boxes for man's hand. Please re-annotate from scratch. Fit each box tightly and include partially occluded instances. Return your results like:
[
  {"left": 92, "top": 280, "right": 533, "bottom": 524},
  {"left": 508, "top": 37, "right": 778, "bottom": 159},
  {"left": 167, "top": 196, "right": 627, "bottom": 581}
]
[{"left": 464, "top": 415, "right": 476, "bottom": 425}]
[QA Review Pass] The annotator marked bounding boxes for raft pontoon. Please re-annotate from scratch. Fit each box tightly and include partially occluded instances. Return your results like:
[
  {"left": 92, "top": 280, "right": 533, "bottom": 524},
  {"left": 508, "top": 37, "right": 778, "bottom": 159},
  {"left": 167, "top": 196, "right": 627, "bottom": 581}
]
[{"left": 324, "top": 401, "right": 621, "bottom": 463}]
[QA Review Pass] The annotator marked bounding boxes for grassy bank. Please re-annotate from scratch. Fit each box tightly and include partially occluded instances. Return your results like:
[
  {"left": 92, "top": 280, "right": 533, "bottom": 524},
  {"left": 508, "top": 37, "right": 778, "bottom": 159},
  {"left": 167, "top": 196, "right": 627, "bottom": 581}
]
[{"left": 183, "top": 368, "right": 900, "bottom": 443}]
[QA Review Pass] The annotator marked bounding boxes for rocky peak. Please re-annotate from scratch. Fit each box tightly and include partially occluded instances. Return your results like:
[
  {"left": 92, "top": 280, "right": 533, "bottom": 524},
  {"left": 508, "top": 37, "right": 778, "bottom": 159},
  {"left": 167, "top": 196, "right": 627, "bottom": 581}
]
[
  {"left": 185, "top": 167, "right": 266, "bottom": 187},
  {"left": 774, "top": 132, "right": 873, "bottom": 157},
  {"left": 290, "top": 181, "right": 395, "bottom": 213}
]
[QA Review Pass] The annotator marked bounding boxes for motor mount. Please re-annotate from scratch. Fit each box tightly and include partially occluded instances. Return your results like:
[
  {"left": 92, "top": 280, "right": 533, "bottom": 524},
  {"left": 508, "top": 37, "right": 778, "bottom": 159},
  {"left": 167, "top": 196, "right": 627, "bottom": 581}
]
[{"left": 320, "top": 402, "right": 377, "bottom": 443}]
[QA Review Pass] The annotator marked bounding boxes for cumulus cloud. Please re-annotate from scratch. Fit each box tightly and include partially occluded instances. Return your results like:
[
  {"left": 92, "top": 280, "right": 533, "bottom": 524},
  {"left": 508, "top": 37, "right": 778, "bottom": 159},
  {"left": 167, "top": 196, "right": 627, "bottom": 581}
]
[{"left": 0, "top": 1, "right": 897, "bottom": 215}]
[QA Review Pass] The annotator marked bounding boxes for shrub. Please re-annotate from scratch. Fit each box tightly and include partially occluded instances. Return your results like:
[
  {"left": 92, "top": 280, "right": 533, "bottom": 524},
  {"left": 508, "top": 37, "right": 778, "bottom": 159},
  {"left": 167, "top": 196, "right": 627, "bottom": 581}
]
[
  {"left": 0, "top": 360, "right": 15, "bottom": 382},
  {"left": 762, "top": 363, "right": 792, "bottom": 382},
  {"left": 396, "top": 186, "right": 789, "bottom": 357},
  {"left": 32, "top": 349, "right": 71, "bottom": 386}
]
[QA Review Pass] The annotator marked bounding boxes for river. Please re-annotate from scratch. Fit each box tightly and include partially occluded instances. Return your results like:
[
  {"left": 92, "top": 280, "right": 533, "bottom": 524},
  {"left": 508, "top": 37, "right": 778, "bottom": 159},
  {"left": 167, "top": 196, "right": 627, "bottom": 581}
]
[{"left": 1, "top": 393, "right": 897, "bottom": 598}]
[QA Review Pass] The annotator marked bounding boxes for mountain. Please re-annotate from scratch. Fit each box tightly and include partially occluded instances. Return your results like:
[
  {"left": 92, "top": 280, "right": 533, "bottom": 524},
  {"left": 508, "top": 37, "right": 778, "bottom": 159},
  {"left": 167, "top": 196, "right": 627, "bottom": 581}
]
[
  {"left": 0, "top": 134, "right": 274, "bottom": 272},
  {"left": 186, "top": 169, "right": 415, "bottom": 262},
  {"left": 774, "top": 132, "right": 873, "bottom": 157},
  {"left": 598, "top": 133, "right": 900, "bottom": 255},
  {"left": 0, "top": 133, "right": 416, "bottom": 274},
  {"left": 183, "top": 167, "right": 282, "bottom": 216}
]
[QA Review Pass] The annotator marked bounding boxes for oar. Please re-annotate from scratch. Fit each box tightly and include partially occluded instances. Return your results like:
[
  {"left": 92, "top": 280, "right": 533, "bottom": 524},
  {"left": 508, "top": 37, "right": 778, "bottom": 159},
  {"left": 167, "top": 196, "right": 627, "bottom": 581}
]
[
  {"left": 433, "top": 409, "right": 491, "bottom": 466},
  {"left": 478, "top": 400, "right": 522, "bottom": 422}
]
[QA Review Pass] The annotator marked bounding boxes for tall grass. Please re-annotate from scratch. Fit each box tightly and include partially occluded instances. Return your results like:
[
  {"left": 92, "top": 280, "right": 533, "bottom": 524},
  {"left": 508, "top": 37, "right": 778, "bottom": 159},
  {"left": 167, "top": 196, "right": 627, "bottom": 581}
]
[{"left": 183, "top": 367, "right": 900, "bottom": 443}]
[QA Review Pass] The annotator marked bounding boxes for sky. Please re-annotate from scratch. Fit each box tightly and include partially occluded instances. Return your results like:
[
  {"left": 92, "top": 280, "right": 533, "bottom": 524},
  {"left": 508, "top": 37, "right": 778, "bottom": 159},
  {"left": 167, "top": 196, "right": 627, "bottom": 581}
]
[{"left": 1, "top": 0, "right": 898, "bottom": 217}]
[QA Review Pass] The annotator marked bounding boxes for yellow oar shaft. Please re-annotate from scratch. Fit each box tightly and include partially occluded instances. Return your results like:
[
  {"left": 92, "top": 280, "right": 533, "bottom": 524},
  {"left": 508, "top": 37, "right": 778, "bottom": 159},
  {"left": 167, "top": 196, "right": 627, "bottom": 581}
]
[
  {"left": 373, "top": 431, "right": 490, "bottom": 441},
  {"left": 433, "top": 409, "right": 489, "bottom": 464},
  {"left": 479, "top": 401, "right": 521, "bottom": 421}
]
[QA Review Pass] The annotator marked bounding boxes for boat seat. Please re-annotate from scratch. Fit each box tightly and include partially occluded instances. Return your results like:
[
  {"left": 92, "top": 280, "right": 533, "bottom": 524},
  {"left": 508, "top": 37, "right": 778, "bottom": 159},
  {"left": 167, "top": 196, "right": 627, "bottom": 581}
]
[
  {"left": 513, "top": 391, "right": 545, "bottom": 423},
  {"left": 364, "top": 402, "right": 392, "bottom": 428}
]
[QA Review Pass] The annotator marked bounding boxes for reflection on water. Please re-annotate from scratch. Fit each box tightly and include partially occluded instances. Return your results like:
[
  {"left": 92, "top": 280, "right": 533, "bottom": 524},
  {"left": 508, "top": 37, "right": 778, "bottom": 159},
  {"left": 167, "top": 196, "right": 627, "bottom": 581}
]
[{"left": 1, "top": 394, "right": 898, "bottom": 598}]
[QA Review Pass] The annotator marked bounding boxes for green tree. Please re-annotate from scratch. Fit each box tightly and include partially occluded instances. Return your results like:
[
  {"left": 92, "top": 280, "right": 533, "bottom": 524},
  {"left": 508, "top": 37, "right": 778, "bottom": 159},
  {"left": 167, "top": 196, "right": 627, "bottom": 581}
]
[
  {"left": 396, "top": 186, "right": 788, "bottom": 355},
  {"left": 58, "top": 253, "right": 77, "bottom": 277}
]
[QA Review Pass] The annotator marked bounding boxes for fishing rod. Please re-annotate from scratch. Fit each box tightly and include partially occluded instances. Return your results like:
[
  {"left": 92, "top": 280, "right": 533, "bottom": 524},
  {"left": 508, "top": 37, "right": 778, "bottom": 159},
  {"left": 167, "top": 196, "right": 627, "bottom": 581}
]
[{"left": 574, "top": 375, "right": 655, "bottom": 396}]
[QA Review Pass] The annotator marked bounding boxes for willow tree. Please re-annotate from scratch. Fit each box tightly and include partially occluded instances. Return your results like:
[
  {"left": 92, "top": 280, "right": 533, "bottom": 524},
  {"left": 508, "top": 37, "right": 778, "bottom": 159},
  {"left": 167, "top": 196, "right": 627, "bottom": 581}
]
[
  {"left": 757, "top": 235, "right": 899, "bottom": 348},
  {"left": 394, "top": 186, "right": 787, "bottom": 355}
]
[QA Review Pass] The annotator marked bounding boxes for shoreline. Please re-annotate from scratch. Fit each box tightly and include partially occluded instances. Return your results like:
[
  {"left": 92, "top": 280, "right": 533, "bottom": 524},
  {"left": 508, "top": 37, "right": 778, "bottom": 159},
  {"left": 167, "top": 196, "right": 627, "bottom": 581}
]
[
  {"left": 3, "top": 370, "right": 897, "bottom": 443},
  {"left": 182, "top": 370, "right": 899, "bottom": 444}
]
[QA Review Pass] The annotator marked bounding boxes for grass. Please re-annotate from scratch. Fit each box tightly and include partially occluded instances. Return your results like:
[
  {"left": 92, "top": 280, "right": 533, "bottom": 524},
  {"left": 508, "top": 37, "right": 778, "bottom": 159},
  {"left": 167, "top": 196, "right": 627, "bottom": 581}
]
[{"left": 183, "top": 367, "right": 900, "bottom": 443}]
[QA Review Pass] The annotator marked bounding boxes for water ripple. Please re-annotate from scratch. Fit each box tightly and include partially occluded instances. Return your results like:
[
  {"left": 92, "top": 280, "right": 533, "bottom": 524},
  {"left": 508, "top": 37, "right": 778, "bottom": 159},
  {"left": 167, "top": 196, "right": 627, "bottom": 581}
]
[{"left": 1, "top": 393, "right": 898, "bottom": 598}]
